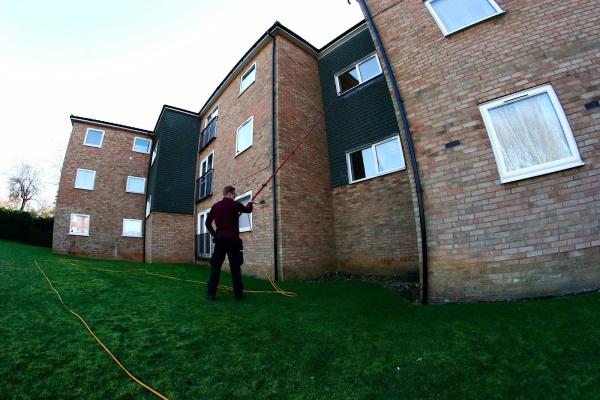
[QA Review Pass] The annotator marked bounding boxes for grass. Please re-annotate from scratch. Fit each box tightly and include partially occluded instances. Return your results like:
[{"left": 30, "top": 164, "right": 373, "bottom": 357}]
[{"left": 1, "top": 240, "right": 599, "bottom": 400}]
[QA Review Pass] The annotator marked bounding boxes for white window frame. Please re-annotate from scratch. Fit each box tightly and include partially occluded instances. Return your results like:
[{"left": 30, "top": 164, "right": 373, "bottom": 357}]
[
  {"left": 479, "top": 84, "right": 583, "bottom": 184},
  {"left": 74, "top": 168, "right": 96, "bottom": 190},
  {"left": 239, "top": 62, "right": 256, "bottom": 94},
  {"left": 126, "top": 176, "right": 146, "bottom": 194},
  {"left": 235, "top": 116, "right": 254, "bottom": 156},
  {"left": 235, "top": 191, "right": 253, "bottom": 233},
  {"left": 69, "top": 213, "right": 90, "bottom": 236},
  {"left": 197, "top": 208, "right": 212, "bottom": 258},
  {"left": 199, "top": 151, "right": 214, "bottom": 178},
  {"left": 146, "top": 195, "right": 151, "bottom": 218},
  {"left": 132, "top": 137, "right": 152, "bottom": 154},
  {"left": 205, "top": 105, "right": 219, "bottom": 128},
  {"left": 425, "top": 0, "right": 504, "bottom": 36},
  {"left": 151, "top": 140, "right": 158, "bottom": 166},
  {"left": 346, "top": 135, "right": 406, "bottom": 184},
  {"left": 83, "top": 128, "right": 105, "bottom": 148},
  {"left": 122, "top": 219, "right": 143, "bottom": 238},
  {"left": 334, "top": 53, "right": 383, "bottom": 96}
]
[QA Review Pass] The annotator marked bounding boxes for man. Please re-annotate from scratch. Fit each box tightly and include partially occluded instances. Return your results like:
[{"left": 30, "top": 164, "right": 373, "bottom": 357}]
[{"left": 204, "top": 185, "right": 253, "bottom": 300}]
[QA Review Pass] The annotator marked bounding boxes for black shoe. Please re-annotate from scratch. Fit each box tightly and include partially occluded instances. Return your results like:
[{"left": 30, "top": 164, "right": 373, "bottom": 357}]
[{"left": 205, "top": 294, "right": 216, "bottom": 301}]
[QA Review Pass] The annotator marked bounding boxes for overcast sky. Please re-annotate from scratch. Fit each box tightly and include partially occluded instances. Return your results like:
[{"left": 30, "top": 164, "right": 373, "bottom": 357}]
[{"left": 0, "top": 0, "right": 363, "bottom": 207}]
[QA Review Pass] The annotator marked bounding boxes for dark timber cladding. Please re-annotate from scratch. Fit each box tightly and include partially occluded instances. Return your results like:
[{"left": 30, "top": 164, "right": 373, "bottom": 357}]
[
  {"left": 147, "top": 107, "right": 200, "bottom": 214},
  {"left": 318, "top": 26, "right": 400, "bottom": 187}
]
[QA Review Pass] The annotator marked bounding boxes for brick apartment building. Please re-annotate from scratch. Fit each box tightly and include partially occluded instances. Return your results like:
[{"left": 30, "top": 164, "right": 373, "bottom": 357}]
[{"left": 54, "top": 0, "right": 599, "bottom": 302}]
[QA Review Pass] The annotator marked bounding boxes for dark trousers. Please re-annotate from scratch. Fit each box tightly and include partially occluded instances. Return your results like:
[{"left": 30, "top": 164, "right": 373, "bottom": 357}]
[{"left": 207, "top": 237, "right": 244, "bottom": 298}]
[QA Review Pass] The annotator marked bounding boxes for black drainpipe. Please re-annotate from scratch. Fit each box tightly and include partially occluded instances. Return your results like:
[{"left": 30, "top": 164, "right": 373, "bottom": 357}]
[
  {"left": 359, "top": 0, "right": 429, "bottom": 304},
  {"left": 268, "top": 30, "right": 280, "bottom": 282}
]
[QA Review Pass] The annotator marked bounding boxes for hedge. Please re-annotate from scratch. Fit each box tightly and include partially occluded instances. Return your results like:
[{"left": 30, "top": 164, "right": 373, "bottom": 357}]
[{"left": 0, "top": 208, "right": 54, "bottom": 248}]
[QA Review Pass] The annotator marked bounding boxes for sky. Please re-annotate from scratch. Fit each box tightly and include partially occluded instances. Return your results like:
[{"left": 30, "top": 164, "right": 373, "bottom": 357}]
[{"left": 0, "top": 0, "right": 364, "bottom": 207}]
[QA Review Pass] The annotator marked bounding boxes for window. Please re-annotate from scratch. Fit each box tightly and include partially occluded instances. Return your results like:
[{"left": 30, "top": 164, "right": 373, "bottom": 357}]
[
  {"left": 425, "top": 0, "right": 503, "bottom": 36},
  {"left": 151, "top": 141, "right": 158, "bottom": 166},
  {"left": 196, "top": 209, "right": 212, "bottom": 258},
  {"left": 132, "top": 137, "right": 152, "bottom": 154},
  {"left": 240, "top": 63, "right": 256, "bottom": 93},
  {"left": 83, "top": 128, "right": 105, "bottom": 147},
  {"left": 146, "top": 195, "right": 151, "bottom": 217},
  {"left": 335, "top": 53, "right": 382, "bottom": 95},
  {"left": 479, "top": 84, "right": 583, "bottom": 183},
  {"left": 126, "top": 176, "right": 146, "bottom": 194},
  {"left": 235, "top": 191, "right": 253, "bottom": 232},
  {"left": 122, "top": 219, "right": 143, "bottom": 237},
  {"left": 205, "top": 106, "right": 219, "bottom": 127},
  {"left": 236, "top": 117, "right": 253, "bottom": 155},
  {"left": 69, "top": 214, "right": 90, "bottom": 236},
  {"left": 347, "top": 136, "right": 405, "bottom": 183},
  {"left": 74, "top": 168, "right": 96, "bottom": 190}
]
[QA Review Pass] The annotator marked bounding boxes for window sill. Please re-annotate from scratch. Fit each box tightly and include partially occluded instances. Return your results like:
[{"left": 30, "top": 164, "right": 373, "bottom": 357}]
[
  {"left": 349, "top": 166, "right": 406, "bottom": 185},
  {"left": 69, "top": 233, "right": 89, "bottom": 237},
  {"left": 74, "top": 186, "right": 94, "bottom": 191},
  {"left": 499, "top": 160, "right": 585, "bottom": 184},
  {"left": 235, "top": 145, "right": 252, "bottom": 157},
  {"left": 83, "top": 143, "right": 102, "bottom": 148},
  {"left": 441, "top": 11, "right": 506, "bottom": 37},
  {"left": 238, "top": 80, "right": 255, "bottom": 97},
  {"left": 126, "top": 190, "right": 145, "bottom": 195},
  {"left": 337, "top": 73, "right": 383, "bottom": 97},
  {"left": 122, "top": 235, "right": 143, "bottom": 238},
  {"left": 239, "top": 228, "right": 252, "bottom": 233},
  {"left": 132, "top": 149, "right": 151, "bottom": 155}
]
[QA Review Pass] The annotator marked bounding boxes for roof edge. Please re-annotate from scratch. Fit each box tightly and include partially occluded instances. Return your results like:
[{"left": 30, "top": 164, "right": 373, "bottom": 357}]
[
  {"left": 70, "top": 115, "right": 153, "bottom": 135},
  {"left": 151, "top": 104, "right": 199, "bottom": 133},
  {"left": 198, "top": 21, "right": 319, "bottom": 117}
]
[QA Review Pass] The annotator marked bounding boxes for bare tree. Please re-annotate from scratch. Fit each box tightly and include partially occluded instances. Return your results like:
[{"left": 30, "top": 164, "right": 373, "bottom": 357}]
[{"left": 7, "top": 162, "right": 42, "bottom": 211}]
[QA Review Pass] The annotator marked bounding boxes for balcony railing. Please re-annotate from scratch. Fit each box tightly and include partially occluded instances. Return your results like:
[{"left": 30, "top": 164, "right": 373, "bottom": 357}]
[
  {"left": 199, "top": 117, "right": 217, "bottom": 152},
  {"left": 196, "top": 169, "right": 213, "bottom": 202},
  {"left": 195, "top": 233, "right": 211, "bottom": 259}
]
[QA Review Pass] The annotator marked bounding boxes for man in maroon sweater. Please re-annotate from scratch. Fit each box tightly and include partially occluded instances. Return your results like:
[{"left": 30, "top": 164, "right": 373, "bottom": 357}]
[{"left": 204, "top": 185, "right": 253, "bottom": 300}]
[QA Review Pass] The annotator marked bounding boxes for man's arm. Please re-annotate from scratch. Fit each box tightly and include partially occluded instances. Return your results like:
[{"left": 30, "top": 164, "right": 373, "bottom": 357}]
[
  {"left": 205, "top": 208, "right": 216, "bottom": 237},
  {"left": 237, "top": 201, "right": 253, "bottom": 213}
]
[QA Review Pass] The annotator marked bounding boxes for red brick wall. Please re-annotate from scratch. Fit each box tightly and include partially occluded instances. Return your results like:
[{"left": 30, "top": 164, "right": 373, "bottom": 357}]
[
  {"left": 365, "top": 0, "right": 600, "bottom": 301},
  {"left": 53, "top": 122, "right": 150, "bottom": 261},
  {"left": 276, "top": 36, "right": 336, "bottom": 280},
  {"left": 145, "top": 212, "right": 194, "bottom": 263},
  {"left": 332, "top": 170, "right": 419, "bottom": 278},
  {"left": 195, "top": 42, "right": 276, "bottom": 279}
]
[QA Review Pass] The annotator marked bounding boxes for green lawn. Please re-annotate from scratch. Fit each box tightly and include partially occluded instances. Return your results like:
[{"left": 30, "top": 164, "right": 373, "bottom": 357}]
[{"left": 1, "top": 240, "right": 599, "bottom": 400}]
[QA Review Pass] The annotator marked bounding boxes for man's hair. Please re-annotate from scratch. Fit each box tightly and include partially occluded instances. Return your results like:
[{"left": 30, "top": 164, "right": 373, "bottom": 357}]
[{"left": 223, "top": 186, "right": 236, "bottom": 196}]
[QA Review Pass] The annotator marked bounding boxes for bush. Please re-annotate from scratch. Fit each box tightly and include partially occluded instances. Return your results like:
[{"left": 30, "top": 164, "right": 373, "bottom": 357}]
[{"left": 0, "top": 208, "right": 53, "bottom": 247}]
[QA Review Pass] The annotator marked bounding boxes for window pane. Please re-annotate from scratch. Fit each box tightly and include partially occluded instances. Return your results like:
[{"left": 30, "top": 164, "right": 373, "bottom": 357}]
[
  {"left": 123, "top": 219, "right": 142, "bottom": 237},
  {"left": 337, "top": 67, "right": 360, "bottom": 93},
  {"left": 237, "top": 194, "right": 252, "bottom": 230},
  {"left": 375, "top": 138, "right": 403, "bottom": 172},
  {"left": 237, "top": 119, "right": 253, "bottom": 153},
  {"left": 126, "top": 177, "right": 145, "bottom": 193},
  {"left": 146, "top": 196, "right": 151, "bottom": 217},
  {"left": 133, "top": 138, "right": 151, "bottom": 153},
  {"left": 431, "top": 0, "right": 498, "bottom": 33},
  {"left": 358, "top": 56, "right": 381, "bottom": 82},
  {"left": 70, "top": 214, "right": 90, "bottom": 235},
  {"left": 75, "top": 169, "right": 95, "bottom": 190},
  {"left": 350, "top": 147, "right": 376, "bottom": 181},
  {"left": 241, "top": 65, "right": 256, "bottom": 92},
  {"left": 84, "top": 129, "right": 103, "bottom": 146},
  {"left": 488, "top": 92, "right": 572, "bottom": 172}
]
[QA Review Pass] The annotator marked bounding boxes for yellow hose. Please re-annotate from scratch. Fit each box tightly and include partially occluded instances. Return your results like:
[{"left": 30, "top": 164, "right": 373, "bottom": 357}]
[{"left": 34, "top": 260, "right": 170, "bottom": 400}]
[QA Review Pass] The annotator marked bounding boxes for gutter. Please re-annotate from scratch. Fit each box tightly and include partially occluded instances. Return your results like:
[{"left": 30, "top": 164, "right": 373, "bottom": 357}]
[
  {"left": 358, "top": 0, "right": 429, "bottom": 304},
  {"left": 268, "top": 30, "right": 280, "bottom": 282}
]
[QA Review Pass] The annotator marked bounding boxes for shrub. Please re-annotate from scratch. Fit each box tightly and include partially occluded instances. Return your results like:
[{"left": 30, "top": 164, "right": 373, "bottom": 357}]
[{"left": 0, "top": 208, "right": 53, "bottom": 247}]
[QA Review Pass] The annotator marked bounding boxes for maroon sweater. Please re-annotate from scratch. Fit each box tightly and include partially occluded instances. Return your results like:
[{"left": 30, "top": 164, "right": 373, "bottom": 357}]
[{"left": 205, "top": 197, "right": 253, "bottom": 239}]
